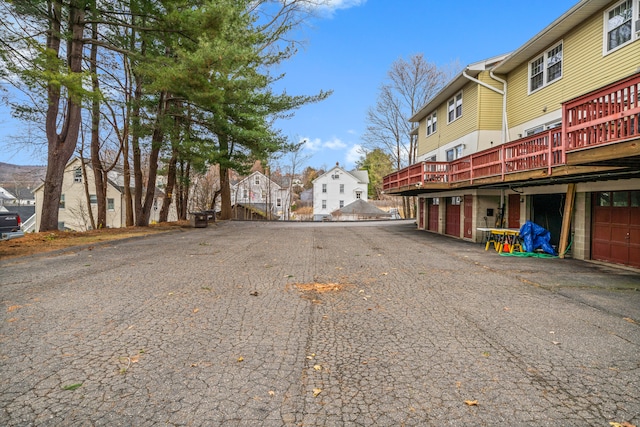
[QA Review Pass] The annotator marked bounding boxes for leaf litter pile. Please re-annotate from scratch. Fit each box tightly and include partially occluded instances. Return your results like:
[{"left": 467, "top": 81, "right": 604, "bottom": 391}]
[{"left": 293, "top": 283, "right": 347, "bottom": 293}]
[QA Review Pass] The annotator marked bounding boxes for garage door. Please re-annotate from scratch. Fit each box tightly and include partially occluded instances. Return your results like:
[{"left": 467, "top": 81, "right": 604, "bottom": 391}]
[
  {"left": 592, "top": 191, "right": 640, "bottom": 268},
  {"left": 445, "top": 197, "right": 461, "bottom": 237},
  {"left": 428, "top": 199, "right": 439, "bottom": 232}
]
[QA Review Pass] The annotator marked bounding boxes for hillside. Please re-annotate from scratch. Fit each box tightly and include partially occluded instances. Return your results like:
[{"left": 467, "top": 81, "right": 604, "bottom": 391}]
[{"left": 0, "top": 162, "right": 47, "bottom": 192}]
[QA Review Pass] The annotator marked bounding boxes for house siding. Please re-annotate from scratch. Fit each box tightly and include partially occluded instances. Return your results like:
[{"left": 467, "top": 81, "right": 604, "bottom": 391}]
[
  {"left": 505, "top": 2, "right": 640, "bottom": 132},
  {"left": 477, "top": 72, "right": 503, "bottom": 131}
]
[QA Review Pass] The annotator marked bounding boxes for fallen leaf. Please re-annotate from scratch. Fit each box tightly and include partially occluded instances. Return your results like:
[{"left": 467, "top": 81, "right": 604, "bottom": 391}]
[
  {"left": 237, "top": 356, "right": 244, "bottom": 362},
  {"left": 381, "top": 272, "right": 388, "bottom": 276},
  {"left": 250, "top": 291, "right": 259, "bottom": 296},
  {"left": 313, "top": 365, "right": 322, "bottom": 371},
  {"left": 130, "top": 355, "right": 140, "bottom": 363},
  {"left": 623, "top": 317, "right": 636, "bottom": 324},
  {"left": 313, "top": 388, "right": 322, "bottom": 397},
  {"left": 192, "top": 308, "right": 199, "bottom": 313},
  {"left": 268, "top": 390, "right": 275, "bottom": 396},
  {"left": 7, "top": 305, "right": 22, "bottom": 312},
  {"left": 464, "top": 400, "right": 478, "bottom": 406},
  {"left": 552, "top": 341, "right": 561, "bottom": 345},
  {"left": 610, "top": 423, "right": 636, "bottom": 427}
]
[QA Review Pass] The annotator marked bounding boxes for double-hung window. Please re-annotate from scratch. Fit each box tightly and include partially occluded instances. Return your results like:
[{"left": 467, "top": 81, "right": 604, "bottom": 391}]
[
  {"left": 322, "top": 183, "right": 327, "bottom": 193},
  {"left": 529, "top": 42, "right": 563, "bottom": 93},
  {"left": 426, "top": 111, "right": 437, "bottom": 136},
  {"left": 74, "top": 167, "right": 82, "bottom": 183},
  {"left": 605, "top": 0, "right": 637, "bottom": 53},
  {"left": 447, "top": 92, "right": 462, "bottom": 123}
]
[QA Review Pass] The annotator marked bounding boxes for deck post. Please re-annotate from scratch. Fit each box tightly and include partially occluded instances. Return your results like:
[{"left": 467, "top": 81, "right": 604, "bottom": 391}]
[{"left": 558, "top": 183, "right": 576, "bottom": 259}]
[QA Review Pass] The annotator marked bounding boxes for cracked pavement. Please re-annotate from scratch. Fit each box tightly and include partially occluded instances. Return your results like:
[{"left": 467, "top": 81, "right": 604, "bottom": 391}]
[{"left": 1, "top": 220, "right": 639, "bottom": 426}]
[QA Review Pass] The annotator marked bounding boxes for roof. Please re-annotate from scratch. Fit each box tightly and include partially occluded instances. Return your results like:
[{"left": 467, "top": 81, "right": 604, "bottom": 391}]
[
  {"left": 313, "top": 164, "right": 370, "bottom": 184},
  {"left": 332, "top": 199, "right": 391, "bottom": 217},
  {"left": 410, "top": 53, "right": 510, "bottom": 122},
  {"left": 493, "top": 0, "right": 610, "bottom": 74}
]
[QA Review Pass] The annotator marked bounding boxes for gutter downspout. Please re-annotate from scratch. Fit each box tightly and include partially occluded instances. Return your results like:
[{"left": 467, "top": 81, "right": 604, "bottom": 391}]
[
  {"left": 461, "top": 69, "right": 507, "bottom": 144},
  {"left": 461, "top": 69, "right": 510, "bottom": 227},
  {"left": 490, "top": 71, "right": 508, "bottom": 144}
]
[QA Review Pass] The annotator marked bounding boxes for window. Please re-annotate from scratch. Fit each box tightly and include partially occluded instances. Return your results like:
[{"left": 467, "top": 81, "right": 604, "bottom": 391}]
[
  {"left": 605, "top": 0, "right": 635, "bottom": 52},
  {"left": 446, "top": 144, "right": 464, "bottom": 162},
  {"left": 74, "top": 167, "right": 82, "bottom": 183},
  {"left": 322, "top": 183, "right": 327, "bottom": 193},
  {"left": 339, "top": 184, "right": 344, "bottom": 194},
  {"left": 529, "top": 42, "right": 563, "bottom": 93},
  {"left": 339, "top": 200, "right": 344, "bottom": 208},
  {"left": 451, "top": 196, "right": 462, "bottom": 206},
  {"left": 276, "top": 198, "right": 281, "bottom": 207},
  {"left": 426, "top": 111, "right": 437, "bottom": 136},
  {"left": 107, "top": 198, "right": 114, "bottom": 211},
  {"left": 322, "top": 200, "right": 327, "bottom": 209},
  {"left": 243, "top": 189, "right": 248, "bottom": 199},
  {"left": 525, "top": 120, "right": 562, "bottom": 136},
  {"left": 447, "top": 92, "right": 462, "bottom": 123},
  {"left": 254, "top": 176, "right": 260, "bottom": 185},
  {"left": 356, "top": 191, "right": 362, "bottom": 199},
  {"left": 59, "top": 194, "right": 65, "bottom": 209},
  {"left": 89, "top": 194, "right": 97, "bottom": 204}
]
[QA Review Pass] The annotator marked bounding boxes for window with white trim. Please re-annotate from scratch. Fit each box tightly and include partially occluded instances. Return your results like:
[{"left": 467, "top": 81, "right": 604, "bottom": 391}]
[
  {"left": 59, "top": 194, "right": 65, "bottom": 209},
  {"left": 107, "top": 198, "right": 114, "bottom": 211},
  {"left": 529, "top": 42, "right": 563, "bottom": 93},
  {"left": 356, "top": 191, "right": 362, "bottom": 199},
  {"left": 89, "top": 194, "right": 97, "bottom": 204},
  {"left": 339, "top": 200, "right": 344, "bottom": 208},
  {"left": 447, "top": 92, "right": 462, "bottom": 123},
  {"left": 322, "top": 183, "right": 327, "bottom": 193},
  {"left": 74, "top": 167, "right": 82, "bottom": 183},
  {"left": 322, "top": 200, "right": 326, "bottom": 209},
  {"left": 605, "top": 0, "right": 637, "bottom": 52},
  {"left": 339, "top": 184, "right": 344, "bottom": 193},
  {"left": 446, "top": 144, "right": 464, "bottom": 162},
  {"left": 426, "top": 111, "right": 437, "bottom": 136}
]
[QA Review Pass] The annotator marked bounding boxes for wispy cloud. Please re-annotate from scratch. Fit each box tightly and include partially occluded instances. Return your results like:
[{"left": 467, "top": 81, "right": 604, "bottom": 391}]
[
  {"left": 301, "top": 136, "right": 346, "bottom": 151},
  {"left": 310, "top": 0, "right": 367, "bottom": 16},
  {"left": 345, "top": 144, "right": 363, "bottom": 166}
]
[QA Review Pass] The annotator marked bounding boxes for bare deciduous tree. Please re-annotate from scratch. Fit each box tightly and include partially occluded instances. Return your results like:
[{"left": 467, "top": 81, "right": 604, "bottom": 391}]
[{"left": 363, "top": 53, "right": 457, "bottom": 217}]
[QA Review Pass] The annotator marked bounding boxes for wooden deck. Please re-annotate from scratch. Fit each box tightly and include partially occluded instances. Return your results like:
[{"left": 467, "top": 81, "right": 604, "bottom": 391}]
[{"left": 384, "top": 73, "right": 640, "bottom": 194}]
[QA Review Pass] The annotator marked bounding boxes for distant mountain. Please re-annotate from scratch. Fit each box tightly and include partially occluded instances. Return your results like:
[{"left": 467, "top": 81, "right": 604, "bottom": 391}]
[{"left": 0, "top": 162, "right": 47, "bottom": 192}]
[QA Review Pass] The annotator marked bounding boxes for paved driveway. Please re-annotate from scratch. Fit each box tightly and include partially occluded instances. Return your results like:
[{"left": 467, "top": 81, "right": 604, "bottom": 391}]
[{"left": 1, "top": 221, "right": 639, "bottom": 426}]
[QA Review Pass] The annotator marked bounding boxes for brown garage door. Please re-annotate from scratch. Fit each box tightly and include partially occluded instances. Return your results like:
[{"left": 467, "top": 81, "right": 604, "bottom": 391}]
[
  {"left": 445, "top": 197, "right": 461, "bottom": 237},
  {"left": 428, "top": 199, "right": 439, "bottom": 232},
  {"left": 592, "top": 191, "right": 640, "bottom": 268}
]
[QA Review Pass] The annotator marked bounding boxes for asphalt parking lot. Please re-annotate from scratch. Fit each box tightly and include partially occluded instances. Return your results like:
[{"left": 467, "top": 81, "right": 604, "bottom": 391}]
[{"left": 1, "top": 220, "right": 639, "bottom": 426}]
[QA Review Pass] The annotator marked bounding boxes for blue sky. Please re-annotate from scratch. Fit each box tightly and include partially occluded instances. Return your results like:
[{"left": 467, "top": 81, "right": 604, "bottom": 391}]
[{"left": 0, "top": 0, "right": 578, "bottom": 169}]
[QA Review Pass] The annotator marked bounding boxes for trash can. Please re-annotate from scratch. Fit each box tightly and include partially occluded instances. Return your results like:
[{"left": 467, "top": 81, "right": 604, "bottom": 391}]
[{"left": 190, "top": 212, "right": 208, "bottom": 228}]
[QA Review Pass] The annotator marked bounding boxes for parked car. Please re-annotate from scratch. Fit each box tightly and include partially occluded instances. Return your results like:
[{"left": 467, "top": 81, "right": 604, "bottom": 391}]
[{"left": 0, "top": 212, "right": 25, "bottom": 241}]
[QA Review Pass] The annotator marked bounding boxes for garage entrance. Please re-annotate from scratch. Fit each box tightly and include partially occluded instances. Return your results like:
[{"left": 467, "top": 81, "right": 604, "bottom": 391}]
[
  {"left": 532, "top": 194, "right": 563, "bottom": 247},
  {"left": 592, "top": 191, "right": 640, "bottom": 268}
]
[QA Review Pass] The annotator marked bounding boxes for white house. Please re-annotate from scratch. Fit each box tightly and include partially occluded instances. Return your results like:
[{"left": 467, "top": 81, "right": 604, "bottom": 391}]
[
  {"left": 230, "top": 171, "right": 291, "bottom": 220},
  {"left": 313, "top": 164, "right": 369, "bottom": 221}
]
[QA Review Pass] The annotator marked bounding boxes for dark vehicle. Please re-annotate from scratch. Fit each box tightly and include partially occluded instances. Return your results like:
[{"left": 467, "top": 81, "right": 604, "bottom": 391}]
[{"left": 0, "top": 212, "right": 24, "bottom": 241}]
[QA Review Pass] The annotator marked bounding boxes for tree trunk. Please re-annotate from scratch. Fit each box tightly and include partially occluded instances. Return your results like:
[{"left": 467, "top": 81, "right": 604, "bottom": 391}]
[
  {"left": 135, "top": 92, "right": 166, "bottom": 226},
  {"left": 159, "top": 147, "right": 177, "bottom": 222},
  {"left": 39, "top": 2, "right": 85, "bottom": 231},
  {"left": 90, "top": 17, "right": 107, "bottom": 229},
  {"left": 219, "top": 165, "right": 232, "bottom": 220}
]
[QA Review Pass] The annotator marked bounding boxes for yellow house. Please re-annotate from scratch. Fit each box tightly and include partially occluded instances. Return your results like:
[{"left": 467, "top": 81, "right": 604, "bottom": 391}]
[
  {"left": 34, "top": 158, "right": 173, "bottom": 231},
  {"left": 385, "top": 0, "right": 640, "bottom": 269}
]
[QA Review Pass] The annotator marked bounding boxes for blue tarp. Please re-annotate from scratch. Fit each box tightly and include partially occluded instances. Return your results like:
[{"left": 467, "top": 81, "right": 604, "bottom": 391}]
[{"left": 519, "top": 221, "right": 556, "bottom": 255}]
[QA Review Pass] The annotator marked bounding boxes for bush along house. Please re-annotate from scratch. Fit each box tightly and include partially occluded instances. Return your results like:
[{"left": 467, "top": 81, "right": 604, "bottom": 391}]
[{"left": 383, "top": 0, "right": 640, "bottom": 269}]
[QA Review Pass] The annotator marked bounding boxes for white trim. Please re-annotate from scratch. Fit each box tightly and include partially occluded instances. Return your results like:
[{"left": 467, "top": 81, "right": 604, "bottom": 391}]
[
  {"left": 447, "top": 91, "right": 463, "bottom": 124},
  {"left": 603, "top": 0, "right": 639, "bottom": 56},
  {"left": 528, "top": 40, "right": 563, "bottom": 95},
  {"left": 426, "top": 111, "right": 437, "bottom": 136}
]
